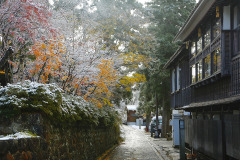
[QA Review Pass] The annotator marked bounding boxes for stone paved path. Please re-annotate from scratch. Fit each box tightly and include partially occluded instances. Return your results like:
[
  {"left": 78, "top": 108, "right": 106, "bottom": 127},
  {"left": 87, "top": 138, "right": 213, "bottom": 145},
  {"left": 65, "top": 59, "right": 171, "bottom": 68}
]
[{"left": 107, "top": 125, "right": 163, "bottom": 160}]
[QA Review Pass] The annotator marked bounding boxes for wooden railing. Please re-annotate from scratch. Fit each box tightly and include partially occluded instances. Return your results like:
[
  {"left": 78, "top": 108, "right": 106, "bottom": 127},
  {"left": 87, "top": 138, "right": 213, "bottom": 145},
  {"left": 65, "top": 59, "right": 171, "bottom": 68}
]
[
  {"left": 231, "top": 56, "right": 240, "bottom": 96},
  {"left": 171, "top": 87, "right": 191, "bottom": 109}
]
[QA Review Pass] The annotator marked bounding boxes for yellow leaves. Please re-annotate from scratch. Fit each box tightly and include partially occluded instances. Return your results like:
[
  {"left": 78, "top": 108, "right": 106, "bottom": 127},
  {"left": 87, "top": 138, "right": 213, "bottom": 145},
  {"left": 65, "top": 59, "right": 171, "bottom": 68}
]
[
  {"left": 62, "top": 76, "right": 68, "bottom": 81},
  {"left": 119, "top": 73, "right": 146, "bottom": 92},
  {"left": 41, "top": 43, "right": 46, "bottom": 49},
  {"left": 126, "top": 87, "right": 131, "bottom": 92},
  {"left": 120, "top": 52, "right": 150, "bottom": 69}
]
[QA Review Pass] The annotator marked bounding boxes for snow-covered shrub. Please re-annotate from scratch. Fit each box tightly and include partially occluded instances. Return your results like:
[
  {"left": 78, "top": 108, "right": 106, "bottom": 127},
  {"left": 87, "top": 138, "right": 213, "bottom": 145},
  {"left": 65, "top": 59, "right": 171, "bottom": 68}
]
[{"left": 0, "top": 81, "right": 118, "bottom": 127}]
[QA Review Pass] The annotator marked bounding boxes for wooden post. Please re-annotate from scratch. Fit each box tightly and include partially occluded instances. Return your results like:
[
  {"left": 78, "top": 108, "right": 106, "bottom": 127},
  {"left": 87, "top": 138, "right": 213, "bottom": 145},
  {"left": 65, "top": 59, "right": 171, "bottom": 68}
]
[{"left": 179, "top": 119, "right": 185, "bottom": 160}]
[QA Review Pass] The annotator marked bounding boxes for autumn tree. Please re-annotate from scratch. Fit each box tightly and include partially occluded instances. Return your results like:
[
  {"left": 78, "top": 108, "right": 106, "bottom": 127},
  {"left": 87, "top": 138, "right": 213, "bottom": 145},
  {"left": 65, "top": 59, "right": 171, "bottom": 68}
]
[
  {"left": 29, "top": 37, "right": 65, "bottom": 83},
  {"left": 82, "top": 59, "right": 118, "bottom": 108},
  {"left": 0, "top": 0, "right": 57, "bottom": 86},
  {"left": 50, "top": 0, "right": 151, "bottom": 107}
]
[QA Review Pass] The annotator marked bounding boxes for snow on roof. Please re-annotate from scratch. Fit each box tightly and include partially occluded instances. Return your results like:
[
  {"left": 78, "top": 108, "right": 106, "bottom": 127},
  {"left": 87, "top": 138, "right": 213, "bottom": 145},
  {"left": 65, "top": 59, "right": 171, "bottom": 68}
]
[{"left": 127, "top": 105, "right": 137, "bottom": 111}]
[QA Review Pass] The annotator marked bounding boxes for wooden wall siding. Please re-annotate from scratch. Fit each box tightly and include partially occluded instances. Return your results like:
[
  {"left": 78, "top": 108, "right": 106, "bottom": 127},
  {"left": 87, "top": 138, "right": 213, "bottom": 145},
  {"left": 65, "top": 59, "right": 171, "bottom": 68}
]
[
  {"left": 180, "top": 60, "right": 190, "bottom": 89},
  {"left": 221, "top": 31, "right": 231, "bottom": 76},
  {"left": 192, "top": 78, "right": 231, "bottom": 103},
  {"left": 231, "top": 56, "right": 240, "bottom": 96},
  {"left": 171, "top": 94, "right": 175, "bottom": 109},
  {"left": 224, "top": 115, "right": 240, "bottom": 159},
  {"left": 185, "top": 119, "right": 223, "bottom": 160},
  {"left": 184, "top": 118, "right": 193, "bottom": 146}
]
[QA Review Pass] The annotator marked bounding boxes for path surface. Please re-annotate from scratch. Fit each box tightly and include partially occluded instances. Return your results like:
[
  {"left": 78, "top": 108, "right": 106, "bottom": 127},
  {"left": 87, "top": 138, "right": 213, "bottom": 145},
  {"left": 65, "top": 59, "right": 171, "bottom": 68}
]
[{"left": 107, "top": 125, "right": 164, "bottom": 160}]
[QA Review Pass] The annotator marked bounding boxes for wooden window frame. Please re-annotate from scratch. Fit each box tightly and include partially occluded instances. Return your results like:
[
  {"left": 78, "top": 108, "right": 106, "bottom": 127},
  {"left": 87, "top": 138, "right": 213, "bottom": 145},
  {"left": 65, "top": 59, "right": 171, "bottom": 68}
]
[
  {"left": 171, "top": 69, "right": 175, "bottom": 93},
  {"left": 176, "top": 65, "right": 180, "bottom": 90},
  {"left": 191, "top": 64, "right": 196, "bottom": 84},
  {"left": 212, "top": 18, "right": 221, "bottom": 41},
  {"left": 212, "top": 48, "right": 221, "bottom": 74},
  {"left": 197, "top": 60, "right": 203, "bottom": 81},
  {"left": 203, "top": 54, "right": 211, "bottom": 78},
  {"left": 191, "top": 40, "right": 196, "bottom": 57},
  {"left": 233, "top": 2, "right": 240, "bottom": 56}
]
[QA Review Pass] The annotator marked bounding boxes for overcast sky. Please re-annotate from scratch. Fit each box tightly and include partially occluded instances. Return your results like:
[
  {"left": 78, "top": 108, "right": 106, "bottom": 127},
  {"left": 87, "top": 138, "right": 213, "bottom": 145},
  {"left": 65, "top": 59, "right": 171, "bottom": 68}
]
[{"left": 137, "top": 0, "right": 199, "bottom": 4}]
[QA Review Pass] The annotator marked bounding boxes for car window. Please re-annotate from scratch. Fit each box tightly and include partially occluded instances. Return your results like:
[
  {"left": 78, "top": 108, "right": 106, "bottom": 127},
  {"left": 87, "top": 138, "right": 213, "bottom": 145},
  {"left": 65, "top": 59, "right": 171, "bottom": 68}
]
[{"left": 153, "top": 119, "right": 162, "bottom": 124}]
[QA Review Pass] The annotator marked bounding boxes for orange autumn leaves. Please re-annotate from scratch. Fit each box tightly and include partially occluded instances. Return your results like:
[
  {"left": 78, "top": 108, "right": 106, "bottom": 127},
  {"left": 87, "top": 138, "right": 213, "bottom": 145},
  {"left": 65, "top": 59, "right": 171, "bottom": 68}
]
[
  {"left": 30, "top": 38, "right": 119, "bottom": 108},
  {"left": 29, "top": 37, "right": 147, "bottom": 108},
  {"left": 84, "top": 59, "right": 118, "bottom": 108},
  {"left": 30, "top": 37, "right": 65, "bottom": 83}
]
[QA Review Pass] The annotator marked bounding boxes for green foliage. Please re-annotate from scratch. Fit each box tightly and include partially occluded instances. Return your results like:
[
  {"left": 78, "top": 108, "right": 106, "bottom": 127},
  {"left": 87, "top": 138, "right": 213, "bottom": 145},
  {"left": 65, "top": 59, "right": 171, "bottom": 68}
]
[
  {"left": 0, "top": 81, "right": 119, "bottom": 127},
  {"left": 139, "top": 0, "right": 195, "bottom": 113}
]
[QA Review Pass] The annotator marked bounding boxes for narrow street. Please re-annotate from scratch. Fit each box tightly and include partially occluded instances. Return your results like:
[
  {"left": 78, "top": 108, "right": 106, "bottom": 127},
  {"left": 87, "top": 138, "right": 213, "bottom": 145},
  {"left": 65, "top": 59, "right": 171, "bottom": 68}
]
[{"left": 106, "top": 125, "right": 163, "bottom": 160}]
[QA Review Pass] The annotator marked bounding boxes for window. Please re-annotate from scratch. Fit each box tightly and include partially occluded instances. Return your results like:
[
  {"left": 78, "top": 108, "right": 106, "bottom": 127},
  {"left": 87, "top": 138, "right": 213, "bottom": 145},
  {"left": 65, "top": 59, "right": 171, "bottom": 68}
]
[
  {"left": 191, "top": 65, "right": 196, "bottom": 84},
  {"left": 212, "top": 19, "right": 220, "bottom": 40},
  {"left": 197, "top": 37, "right": 202, "bottom": 53},
  {"left": 233, "top": 5, "right": 240, "bottom": 55},
  {"left": 223, "top": 6, "right": 231, "bottom": 30},
  {"left": 234, "top": 6, "right": 238, "bottom": 28},
  {"left": 171, "top": 69, "right": 175, "bottom": 92},
  {"left": 212, "top": 48, "right": 221, "bottom": 73},
  {"left": 191, "top": 41, "right": 196, "bottom": 56},
  {"left": 176, "top": 65, "right": 180, "bottom": 90},
  {"left": 204, "top": 29, "right": 211, "bottom": 48},
  {"left": 204, "top": 54, "right": 211, "bottom": 77},
  {"left": 197, "top": 60, "right": 202, "bottom": 81}
]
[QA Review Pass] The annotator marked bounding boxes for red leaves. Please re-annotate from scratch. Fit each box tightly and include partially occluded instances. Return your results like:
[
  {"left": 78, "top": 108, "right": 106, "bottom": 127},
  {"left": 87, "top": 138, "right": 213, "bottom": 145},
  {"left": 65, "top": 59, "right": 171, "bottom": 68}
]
[{"left": 1, "top": 0, "right": 56, "bottom": 45}]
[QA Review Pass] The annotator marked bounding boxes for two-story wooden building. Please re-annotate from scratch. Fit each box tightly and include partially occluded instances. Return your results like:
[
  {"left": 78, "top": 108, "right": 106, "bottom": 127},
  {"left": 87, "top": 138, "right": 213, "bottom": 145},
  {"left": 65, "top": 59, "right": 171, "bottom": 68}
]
[{"left": 165, "top": 0, "right": 240, "bottom": 159}]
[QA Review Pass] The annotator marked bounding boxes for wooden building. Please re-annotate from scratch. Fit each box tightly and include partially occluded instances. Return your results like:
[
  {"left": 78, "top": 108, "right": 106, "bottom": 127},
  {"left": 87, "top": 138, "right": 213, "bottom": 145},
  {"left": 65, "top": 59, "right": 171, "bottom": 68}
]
[
  {"left": 126, "top": 105, "right": 138, "bottom": 124},
  {"left": 164, "top": 0, "right": 240, "bottom": 159}
]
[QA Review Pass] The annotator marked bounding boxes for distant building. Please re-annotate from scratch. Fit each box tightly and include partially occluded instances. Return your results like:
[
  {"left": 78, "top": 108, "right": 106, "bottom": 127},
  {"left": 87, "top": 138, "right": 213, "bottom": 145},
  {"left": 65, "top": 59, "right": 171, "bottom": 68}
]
[
  {"left": 126, "top": 105, "right": 138, "bottom": 125},
  {"left": 165, "top": 0, "right": 240, "bottom": 159}
]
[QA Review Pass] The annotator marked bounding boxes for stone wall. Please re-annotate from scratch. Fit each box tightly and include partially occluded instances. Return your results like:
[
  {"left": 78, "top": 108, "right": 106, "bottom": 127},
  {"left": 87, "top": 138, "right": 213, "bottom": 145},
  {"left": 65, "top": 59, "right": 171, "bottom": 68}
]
[{"left": 0, "top": 113, "right": 120, "bottom": 160}]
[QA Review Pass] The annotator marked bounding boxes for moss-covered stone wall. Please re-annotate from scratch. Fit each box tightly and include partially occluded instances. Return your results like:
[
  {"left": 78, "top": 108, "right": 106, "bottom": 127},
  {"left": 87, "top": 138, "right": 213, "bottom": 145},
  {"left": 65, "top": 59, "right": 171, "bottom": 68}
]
[{"left": 0, "top": 113, "right": 119, "bottom": 160}]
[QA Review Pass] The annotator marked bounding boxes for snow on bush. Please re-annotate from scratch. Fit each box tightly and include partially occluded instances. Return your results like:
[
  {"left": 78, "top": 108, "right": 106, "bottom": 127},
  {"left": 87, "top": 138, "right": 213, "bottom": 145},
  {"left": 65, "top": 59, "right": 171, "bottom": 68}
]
[{"left": 0, "top": 80, "right": 118, "bottom": 126}]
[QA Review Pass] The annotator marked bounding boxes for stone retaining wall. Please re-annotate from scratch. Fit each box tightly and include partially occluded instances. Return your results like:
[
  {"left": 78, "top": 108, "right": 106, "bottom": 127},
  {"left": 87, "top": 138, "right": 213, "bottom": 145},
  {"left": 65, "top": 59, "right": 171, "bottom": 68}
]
[{"left": 0, "top": 113, "right": 119, "bottom": 160}]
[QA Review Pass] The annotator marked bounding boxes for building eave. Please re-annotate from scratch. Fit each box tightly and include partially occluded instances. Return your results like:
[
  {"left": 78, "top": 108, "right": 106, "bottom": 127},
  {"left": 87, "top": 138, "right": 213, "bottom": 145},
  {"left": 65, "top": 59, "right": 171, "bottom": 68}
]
[
  {"left": 174, "top": 0, "right": 216, "bottom": 42},
  {"left": 179, "top": 95, "right": 240, "bottom": 111},
  {"left": 164, "top": 45, "right": 185, "bottom": 69}
]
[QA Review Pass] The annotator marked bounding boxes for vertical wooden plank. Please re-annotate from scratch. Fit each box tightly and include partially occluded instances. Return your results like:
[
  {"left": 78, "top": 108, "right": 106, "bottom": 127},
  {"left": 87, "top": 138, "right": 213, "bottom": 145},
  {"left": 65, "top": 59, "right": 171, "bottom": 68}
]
[
  {"left": 225, "top": 115, "right": 233, "bottom": 157},
  {"left": 204, "top": 120, "right": 210, "bottom": 156},
  {"left": 233, "top": 115, "right": 240, "bottom": 159},
  {"left": 193, "top": 119, "right": 198, "bottom": 150}
]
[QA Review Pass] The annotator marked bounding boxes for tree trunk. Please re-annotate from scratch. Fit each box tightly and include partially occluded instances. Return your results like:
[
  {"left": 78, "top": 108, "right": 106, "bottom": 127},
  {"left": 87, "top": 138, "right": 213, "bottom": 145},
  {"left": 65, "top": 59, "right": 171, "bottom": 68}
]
[
  {"left": 0, "top": 47, "right": 13, "bottom": 86},
  {"left": 161, "top": 97, "right": 171, "bottom": 138},
  {"left": 146, "top": 112, "right": 151, "bottom": 132}
]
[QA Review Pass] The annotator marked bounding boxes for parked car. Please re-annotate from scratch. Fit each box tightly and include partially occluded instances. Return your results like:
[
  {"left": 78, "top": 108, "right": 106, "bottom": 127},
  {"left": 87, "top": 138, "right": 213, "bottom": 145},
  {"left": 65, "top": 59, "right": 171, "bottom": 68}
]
[{"left": 149, "top": 116, "right": 162, "bottom": 135}]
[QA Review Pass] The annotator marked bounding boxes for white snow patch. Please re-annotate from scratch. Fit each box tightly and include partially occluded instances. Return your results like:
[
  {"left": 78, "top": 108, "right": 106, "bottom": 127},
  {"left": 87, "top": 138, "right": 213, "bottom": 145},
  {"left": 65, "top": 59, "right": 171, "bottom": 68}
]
[
  {"left": 0, "top": 132, "right": 39, "bottom": 140},
  {"left": 127, "top": 105, "right": 137, "bottom": 111}
]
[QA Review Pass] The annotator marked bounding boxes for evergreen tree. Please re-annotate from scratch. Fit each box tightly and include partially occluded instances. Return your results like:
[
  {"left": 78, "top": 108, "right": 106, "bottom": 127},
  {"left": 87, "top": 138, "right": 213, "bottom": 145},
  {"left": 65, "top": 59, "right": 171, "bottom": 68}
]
[{"left": 139, "top": 0, "right": 195, "bottom": 137}]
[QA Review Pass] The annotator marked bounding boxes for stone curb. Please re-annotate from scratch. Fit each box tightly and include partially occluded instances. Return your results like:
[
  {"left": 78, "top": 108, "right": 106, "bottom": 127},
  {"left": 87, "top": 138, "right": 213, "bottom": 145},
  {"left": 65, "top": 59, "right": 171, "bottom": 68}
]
[
  {"left": 144, "top": 132, "right": 180, "bottom": 160},
  {"left": 97, "top": 144, "right": 119, "bottom": 160}
]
